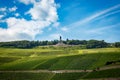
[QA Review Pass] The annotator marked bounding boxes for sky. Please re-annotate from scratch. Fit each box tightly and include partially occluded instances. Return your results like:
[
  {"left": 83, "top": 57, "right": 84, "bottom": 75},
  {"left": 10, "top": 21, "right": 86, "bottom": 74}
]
[{"left": 0, "top": 0, "right": 120, "bottom": 42}]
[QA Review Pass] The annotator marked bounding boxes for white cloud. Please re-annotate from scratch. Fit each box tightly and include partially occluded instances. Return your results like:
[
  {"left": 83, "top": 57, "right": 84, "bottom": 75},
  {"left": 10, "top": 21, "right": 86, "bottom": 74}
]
[
  {"left": 9, "top": 6, "right": 17, "bottom": 12},
  {"left": 0, "top": 0, "right": 59, "bottom": 41},
  {"left": 0, "top": 7, "right": 7, "bottom": 19},
  {"left": 15, "top": 13, "right": 20, "bottom": 17},
  {"left": 86, "top": 23, "right": 120, "bottom": 34},
  {"left": 26, "top": 0, "right": 58, "bottom": 21},
  {"left": 0, "top": 17, "right": 51, "bottom": 41},
  {"left": 0, "top": 7, "right": 6, "bottom": 12},
  {"left": 19, "top": 0, "right": 35, "bottom": 5},
  {"left": 61, "top": 27, "right": 68, "bottom": 32},
  {"left": 96, "top": 10, "right": 120, "bottom": 20},
  {"left": 52, "top": 22, "right": 60, "bottom": 27},
  {"left": 53, "top": 4, "right": 120, "bottom": 41},
  {"left": 68, "top": 4, "right": 120, "bottom": 29},
  {"left": 0, "top": 15, "right": 4, "bottom": 19}
]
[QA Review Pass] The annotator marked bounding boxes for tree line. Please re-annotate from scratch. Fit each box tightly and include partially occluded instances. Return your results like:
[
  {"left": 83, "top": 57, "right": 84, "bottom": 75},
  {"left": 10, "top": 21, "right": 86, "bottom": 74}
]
[{"left": 0, "top": 39, "right": 120, "bottom": 49}]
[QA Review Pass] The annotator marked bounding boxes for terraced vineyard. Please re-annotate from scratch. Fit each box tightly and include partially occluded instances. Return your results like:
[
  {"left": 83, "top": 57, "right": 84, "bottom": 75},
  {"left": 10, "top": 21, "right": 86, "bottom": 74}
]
[{"left": 0, "top": 47, "right": 120, "bottom": 80}]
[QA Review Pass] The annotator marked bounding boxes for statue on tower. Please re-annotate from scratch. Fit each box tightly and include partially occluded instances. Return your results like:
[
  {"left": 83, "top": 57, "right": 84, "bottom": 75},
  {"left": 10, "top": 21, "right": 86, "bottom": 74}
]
[
  {"left": 56, "top": 36, "right": 66, "bottom": 46},
  {"left": 60, "top": 36, "right": 62, "bottom": 43}
]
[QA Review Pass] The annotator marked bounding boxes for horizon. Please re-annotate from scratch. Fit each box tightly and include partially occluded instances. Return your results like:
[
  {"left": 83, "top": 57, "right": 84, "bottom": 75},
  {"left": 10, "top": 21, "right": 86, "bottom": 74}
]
[
  {"left": 0, "top": 0, "right": 120, "bottom": 42},
  {"left": 0, "top": 38, "right": 118, "bottom": 43}
]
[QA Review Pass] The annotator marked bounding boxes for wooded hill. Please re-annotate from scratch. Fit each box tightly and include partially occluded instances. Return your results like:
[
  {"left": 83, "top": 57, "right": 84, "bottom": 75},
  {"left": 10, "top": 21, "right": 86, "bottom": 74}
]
[{"left": 0, "top": 40, "right": 120, "bottom": 49}]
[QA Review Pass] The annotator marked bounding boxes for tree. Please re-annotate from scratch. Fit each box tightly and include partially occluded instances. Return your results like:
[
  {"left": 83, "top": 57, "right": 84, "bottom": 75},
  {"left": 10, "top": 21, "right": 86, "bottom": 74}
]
[
  {"left": 115, "top": 42, "right": 120, "bottom": 48},
  {"left": 86, "top": 40, "right": 108, "bottom": 48}
]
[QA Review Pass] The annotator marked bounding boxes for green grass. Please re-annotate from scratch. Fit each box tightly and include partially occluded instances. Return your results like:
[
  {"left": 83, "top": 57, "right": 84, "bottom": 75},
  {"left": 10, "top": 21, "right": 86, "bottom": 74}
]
[
  {"left": 51, "top": 73, "right": 86, "bottom": 80},
  {"left": 0, "top": 68, "right": 120, "bottom": 80},
  {"left": 83, "top": 68, "right": 120, "bottom": 79},
  {"left": 0, "top": 57, "right": 20, "bottom": 65},
  {"left": 34, "top": 52, "right": 120, "bottom": 70},
  {"left": 0, "top": 72, "right": 54, "bottom": 80},
  {"left": 0, "top": 48, "right": 120, "bottom": 70},
  {"left": 0, "top": 47, "right": 120, "bottom": 79},
  {"left": 0, "top": 57, "right": 52, "bottom": 70}
]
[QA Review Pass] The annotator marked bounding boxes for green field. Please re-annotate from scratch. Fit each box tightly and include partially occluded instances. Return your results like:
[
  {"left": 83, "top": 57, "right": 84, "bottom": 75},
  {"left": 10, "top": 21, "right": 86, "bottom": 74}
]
[
  {"left": 0, "top": 47, "right": 120, "bottom": 80},
  {"left": 0, "top": 68, "right": 120, "bottom": 80}
]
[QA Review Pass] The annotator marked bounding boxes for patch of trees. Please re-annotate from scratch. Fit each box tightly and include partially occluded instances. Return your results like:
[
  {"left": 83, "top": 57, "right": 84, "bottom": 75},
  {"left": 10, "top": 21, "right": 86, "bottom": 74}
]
[
  {"left": 115, "top": 42, "right": 120, "bottom": 48},
  {"left": 66, "top": 39, "right": 87, "bottom": 45},
  {"left": 0, "top": 40, "right": 59, "bottom": 48},
  {"left": 105, "top": 60, "right": 120, "bottom": 65},
  {"left": 0, "top": 39, "right": 119, "bottom": 49},
  {"left": 86, "top": 40, "right": 108, "bottom": 48},
  {"left": 0, "top": 40, "right": 37, "bottom": 48}
]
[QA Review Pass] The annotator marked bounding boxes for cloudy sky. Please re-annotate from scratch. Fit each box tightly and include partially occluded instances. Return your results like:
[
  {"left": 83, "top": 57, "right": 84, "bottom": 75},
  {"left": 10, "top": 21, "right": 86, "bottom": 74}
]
[{"left": 0, "top": 0, "right": 120, "bottom": 42}]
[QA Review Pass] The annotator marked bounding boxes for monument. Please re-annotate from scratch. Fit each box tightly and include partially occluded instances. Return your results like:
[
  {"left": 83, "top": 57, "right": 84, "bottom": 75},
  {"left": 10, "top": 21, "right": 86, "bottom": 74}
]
[
  {"left": 56, "top": 36, "right": 66, "bottom": 46},
  {"left": 60, "top": 36, "right": 62, "bottom": 43}
]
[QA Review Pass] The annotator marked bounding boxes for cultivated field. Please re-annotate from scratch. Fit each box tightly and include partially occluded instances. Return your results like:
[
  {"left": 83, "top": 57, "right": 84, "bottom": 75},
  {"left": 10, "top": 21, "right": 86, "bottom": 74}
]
[{"left": 0, "top": 47, "right": 120, "bottom": 80}]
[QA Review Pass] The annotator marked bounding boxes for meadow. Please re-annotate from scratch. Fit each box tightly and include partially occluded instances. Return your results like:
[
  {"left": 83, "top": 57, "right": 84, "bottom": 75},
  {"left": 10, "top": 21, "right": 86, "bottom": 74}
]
[{"left": 0, "top": 47, "right": 120, "bottom": 80}]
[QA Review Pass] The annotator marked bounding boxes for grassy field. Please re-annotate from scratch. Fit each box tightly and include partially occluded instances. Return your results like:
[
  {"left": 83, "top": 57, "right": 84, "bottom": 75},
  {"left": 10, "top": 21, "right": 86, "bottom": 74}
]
[
  {"left": 0, "top": 47, "right": 120, "bottom": 79},
  {"left": 0, "top": 72, "right": 55, "bottom": 80},
  {"left": 0, "top": 68, "right": 120, "bottom": 80},
  {"left": 83, "top": 68, "right": 120, "bottom": 79}
]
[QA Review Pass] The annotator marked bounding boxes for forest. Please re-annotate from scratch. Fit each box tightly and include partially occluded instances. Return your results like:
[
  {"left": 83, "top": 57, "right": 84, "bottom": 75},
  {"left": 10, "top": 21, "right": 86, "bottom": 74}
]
[{"left": 0, "top": 39, "right": 120, "bottom": 48}]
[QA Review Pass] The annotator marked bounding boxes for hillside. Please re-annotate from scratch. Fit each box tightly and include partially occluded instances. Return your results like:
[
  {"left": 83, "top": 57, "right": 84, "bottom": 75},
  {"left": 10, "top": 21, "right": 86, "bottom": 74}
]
[{"left": 0, "top": 47, "right": 120, "bottom": 80}]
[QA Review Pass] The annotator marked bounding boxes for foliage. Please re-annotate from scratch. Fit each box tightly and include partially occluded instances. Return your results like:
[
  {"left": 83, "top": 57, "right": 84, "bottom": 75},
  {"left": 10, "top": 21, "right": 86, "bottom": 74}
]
[
  {"left": 51, "top": 73, "right": 86, "bottom": 80},
  {"left": 0, "top": 68, "right": 120, "bottom": 80},
  {"left": 0, "top": 72, "right": 54, "bottom": 80},
  {"left": 0, "top": 39, "right": 117, "bottom": 49},
  {"left": 83, "top": 68, "right": 120, "bottom": 79},
  {"left": 0, "top": 48, "right": 120, "bottom": 79},
  {"left": 0, "top": 57, "right": 20, "bottom": 65},
  {"left": 0, "top": 48, "right": 120, "bottom": 70},
  {"left": 115, "top": 42, "right": 120, "bottom": 48},
  {"left": 86, "top": 40, "right": 108, "bottom": 48}
]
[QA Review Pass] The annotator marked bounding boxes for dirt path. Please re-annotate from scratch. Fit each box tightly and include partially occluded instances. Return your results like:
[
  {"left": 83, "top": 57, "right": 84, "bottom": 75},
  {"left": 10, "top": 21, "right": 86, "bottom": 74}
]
[
  {"left": 0, "top": 65, "right": 120, "bottom": 73},
  {"left": 0, "top": 70, "right": 90, "bottom": 73},
  {"left": 99, "top": 65, "right": 120, "bottom": 70}
]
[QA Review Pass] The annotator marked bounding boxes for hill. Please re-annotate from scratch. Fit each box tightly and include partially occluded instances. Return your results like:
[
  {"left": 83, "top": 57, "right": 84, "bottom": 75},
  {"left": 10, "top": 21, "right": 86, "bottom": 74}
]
[{"left": 0, "top": 47, "right": 120, "bottom": 80}]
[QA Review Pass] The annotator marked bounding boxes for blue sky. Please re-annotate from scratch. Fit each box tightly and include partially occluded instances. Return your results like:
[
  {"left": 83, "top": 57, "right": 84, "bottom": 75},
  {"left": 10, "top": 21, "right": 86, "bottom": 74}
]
[{"left": 0, "top": 0, "right": 120, "bottom": 42}]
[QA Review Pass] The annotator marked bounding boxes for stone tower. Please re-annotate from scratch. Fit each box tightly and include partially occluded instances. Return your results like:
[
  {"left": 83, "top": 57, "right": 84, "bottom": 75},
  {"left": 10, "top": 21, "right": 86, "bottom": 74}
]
[
  {"left": 60, "top": 36, "right": 62, "bottom": 43},
  {"left": 56, "top": 36, "right": 66, "bottom": 46}
]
